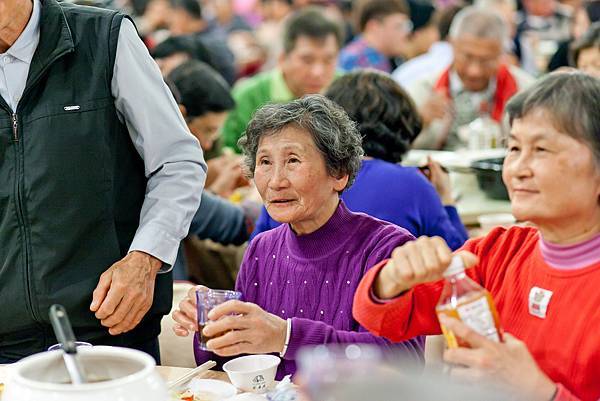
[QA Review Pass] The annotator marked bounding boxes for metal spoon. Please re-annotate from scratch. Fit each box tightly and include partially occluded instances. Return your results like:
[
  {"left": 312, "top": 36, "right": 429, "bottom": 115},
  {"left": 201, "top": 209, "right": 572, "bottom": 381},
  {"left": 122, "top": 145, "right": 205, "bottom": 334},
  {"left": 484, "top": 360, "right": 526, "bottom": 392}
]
[{"left": 49, "top": 304, "right": 87, "bottom": 385}]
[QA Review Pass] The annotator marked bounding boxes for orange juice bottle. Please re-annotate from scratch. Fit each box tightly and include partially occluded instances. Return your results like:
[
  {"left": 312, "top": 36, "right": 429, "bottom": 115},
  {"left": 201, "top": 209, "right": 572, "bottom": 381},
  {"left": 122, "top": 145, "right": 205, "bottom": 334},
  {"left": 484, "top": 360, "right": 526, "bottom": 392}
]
[{"left": 435, "top": 255, "right": 503, "bottom": 348}]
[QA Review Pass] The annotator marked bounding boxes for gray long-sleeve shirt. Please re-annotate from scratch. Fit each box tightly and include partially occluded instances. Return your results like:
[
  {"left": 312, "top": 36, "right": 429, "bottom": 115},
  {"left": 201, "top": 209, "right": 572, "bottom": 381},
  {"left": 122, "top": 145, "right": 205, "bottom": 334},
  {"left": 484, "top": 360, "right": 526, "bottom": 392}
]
[{"left": 0, "top": 0, "right": 206, "bottom": 269}]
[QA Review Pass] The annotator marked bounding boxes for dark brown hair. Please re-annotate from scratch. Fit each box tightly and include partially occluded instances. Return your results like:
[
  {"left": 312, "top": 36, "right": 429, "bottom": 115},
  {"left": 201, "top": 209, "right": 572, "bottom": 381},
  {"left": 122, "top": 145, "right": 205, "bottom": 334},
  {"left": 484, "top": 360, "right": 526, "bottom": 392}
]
[
  {"left": 282, "top": 7, "right": 343, "bottom": 54},
  {"left": 325, "top": 70, "right": 422, "bottom": 163},
  {"left": 356, "top": 0, "right": 409, "bottom": 32}
]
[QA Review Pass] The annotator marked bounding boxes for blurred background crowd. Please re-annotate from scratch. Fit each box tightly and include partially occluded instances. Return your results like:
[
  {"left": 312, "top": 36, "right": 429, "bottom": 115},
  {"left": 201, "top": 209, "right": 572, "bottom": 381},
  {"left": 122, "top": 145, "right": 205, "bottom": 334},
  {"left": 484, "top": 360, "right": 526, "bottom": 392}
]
[{"left": 60, "top": 0, "right": 600, "bottom": 289}]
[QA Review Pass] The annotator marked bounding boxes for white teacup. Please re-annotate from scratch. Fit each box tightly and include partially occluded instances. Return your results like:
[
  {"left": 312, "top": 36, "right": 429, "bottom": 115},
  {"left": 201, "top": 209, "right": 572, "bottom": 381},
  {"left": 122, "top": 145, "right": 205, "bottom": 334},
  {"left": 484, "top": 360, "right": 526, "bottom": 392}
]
[{"left": 223, "top": 355, "right": 280, "bottom": 393}]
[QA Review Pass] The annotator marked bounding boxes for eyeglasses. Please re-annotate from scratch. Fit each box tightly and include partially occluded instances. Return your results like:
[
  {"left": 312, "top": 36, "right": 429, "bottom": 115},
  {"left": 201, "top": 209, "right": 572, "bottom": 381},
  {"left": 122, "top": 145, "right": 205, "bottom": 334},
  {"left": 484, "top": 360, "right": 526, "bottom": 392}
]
[{"left": 453, "top": 50, "right": 500, "bottom": 70}]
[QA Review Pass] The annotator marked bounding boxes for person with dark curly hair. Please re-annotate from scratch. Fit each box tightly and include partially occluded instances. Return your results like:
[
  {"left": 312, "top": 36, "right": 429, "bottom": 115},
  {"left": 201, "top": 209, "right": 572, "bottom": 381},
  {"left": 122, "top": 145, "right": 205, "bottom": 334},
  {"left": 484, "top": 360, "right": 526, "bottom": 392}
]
[
  {"left": 171, "top": 95, "right": 424, "bottom": 379},
  {"left": 251, "top": 70, "right": 468, "bottom": 250}
]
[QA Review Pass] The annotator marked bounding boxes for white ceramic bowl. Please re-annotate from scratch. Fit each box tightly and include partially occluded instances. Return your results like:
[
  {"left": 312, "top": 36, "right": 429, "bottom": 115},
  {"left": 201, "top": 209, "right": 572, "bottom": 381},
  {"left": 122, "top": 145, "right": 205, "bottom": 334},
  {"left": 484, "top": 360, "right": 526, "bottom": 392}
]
[
  {"left": 3, "top": 346, "right": 167, "bottom": 401},
  {"left": 189, "top": 378, "right": 237, "bottom": 400},
  {"left": 223, "top": 355, "right": 280, "bottom": 393}
]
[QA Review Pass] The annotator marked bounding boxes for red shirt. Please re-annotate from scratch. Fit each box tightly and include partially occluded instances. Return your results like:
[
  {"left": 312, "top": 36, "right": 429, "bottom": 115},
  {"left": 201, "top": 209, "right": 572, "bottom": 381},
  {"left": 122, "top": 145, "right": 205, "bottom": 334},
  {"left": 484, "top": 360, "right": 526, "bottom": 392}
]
[{"left": 353, "top": 227, "right": 600, "bottom": 401}]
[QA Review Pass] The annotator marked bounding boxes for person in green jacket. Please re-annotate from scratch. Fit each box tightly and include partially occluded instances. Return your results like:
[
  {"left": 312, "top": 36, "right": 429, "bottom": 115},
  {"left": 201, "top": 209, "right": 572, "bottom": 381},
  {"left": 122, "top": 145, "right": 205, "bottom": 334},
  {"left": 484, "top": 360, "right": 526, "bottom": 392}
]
[{"left": 221, "top": 7, "right": 343, "bottom": 153}]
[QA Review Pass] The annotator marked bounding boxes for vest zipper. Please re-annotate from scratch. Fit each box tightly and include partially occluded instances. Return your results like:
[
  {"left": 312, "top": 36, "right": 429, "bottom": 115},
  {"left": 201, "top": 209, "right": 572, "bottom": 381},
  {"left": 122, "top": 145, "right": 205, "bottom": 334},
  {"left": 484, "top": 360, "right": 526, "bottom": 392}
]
[
  {"left": 11, "top": 113, "right": 39, "bottom": 322},
  {"left": 12, "top": 51, "right": 74, "bottom": 325},
  {"left": 12, "top": 113, "right": 18, "bottom": 142}
]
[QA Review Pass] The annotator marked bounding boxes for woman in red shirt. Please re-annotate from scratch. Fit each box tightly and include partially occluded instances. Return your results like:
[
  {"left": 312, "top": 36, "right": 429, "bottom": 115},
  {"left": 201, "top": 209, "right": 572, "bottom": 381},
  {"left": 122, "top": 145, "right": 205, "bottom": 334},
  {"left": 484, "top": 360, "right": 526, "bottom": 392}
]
[{"left": 353, "top": 72, "right": 600, "bottom": 401}]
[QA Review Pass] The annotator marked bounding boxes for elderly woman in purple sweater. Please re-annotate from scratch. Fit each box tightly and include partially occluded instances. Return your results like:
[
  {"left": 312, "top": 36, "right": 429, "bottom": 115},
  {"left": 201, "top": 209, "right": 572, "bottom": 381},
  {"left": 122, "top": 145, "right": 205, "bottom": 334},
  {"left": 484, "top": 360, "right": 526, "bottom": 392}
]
[{"left": 171, "top": 95, "right": 423, "bottom": 378}]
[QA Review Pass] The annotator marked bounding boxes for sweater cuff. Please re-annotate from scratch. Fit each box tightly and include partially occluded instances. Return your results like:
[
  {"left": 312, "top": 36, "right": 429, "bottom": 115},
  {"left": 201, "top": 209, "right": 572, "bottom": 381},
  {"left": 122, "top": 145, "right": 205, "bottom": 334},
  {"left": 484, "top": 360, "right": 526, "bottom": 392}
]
[
  {"left": 370, "top": 287, "right": 395, "bottom": 304},
  {"left": 284, "top": 317, "right": 328, "bottom": 361},
  {"left": 364, "top": 260, "right": 410, "bottom": 305},
  {"left": 364, "top": 259, "right": 388, "bottom": 303}
]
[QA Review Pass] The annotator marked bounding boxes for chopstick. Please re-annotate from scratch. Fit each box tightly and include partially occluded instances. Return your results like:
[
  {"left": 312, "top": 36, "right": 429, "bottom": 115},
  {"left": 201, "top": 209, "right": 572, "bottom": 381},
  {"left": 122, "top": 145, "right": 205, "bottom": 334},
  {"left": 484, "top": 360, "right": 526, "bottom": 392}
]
[{"left": 167, "top": 360, "right": 217, "bottom": 390}]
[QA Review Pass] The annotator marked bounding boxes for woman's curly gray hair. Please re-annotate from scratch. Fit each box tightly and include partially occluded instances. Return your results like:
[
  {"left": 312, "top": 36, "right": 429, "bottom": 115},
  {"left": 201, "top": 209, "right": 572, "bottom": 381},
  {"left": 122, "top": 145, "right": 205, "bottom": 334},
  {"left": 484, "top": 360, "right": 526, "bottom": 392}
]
[{"left": 237, "top": 94, "right": 364, "bottom": 190}]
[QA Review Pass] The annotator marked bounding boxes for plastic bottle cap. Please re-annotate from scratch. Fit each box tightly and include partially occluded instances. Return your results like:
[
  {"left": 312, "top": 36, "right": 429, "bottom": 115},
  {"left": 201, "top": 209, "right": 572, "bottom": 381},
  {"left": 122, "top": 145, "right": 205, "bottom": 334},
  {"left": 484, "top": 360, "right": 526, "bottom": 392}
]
[{"left": 443, "top": 255, "right": 465, "bottom": 277}]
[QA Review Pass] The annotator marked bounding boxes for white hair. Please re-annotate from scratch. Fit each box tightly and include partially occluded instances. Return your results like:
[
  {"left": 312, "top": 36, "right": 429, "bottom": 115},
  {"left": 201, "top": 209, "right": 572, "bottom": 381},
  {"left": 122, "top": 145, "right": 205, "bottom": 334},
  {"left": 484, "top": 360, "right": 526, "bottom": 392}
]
[{"left": 449, "top": 6, "right": 508, "bottom": 42}]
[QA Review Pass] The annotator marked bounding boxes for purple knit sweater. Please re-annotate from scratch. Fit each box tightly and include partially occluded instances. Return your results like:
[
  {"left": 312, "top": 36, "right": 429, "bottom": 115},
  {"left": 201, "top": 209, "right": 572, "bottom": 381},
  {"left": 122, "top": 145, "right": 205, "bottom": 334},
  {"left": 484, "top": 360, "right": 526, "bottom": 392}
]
[{"left": 194, "top": 201, "right": 424, "bottom": 378}]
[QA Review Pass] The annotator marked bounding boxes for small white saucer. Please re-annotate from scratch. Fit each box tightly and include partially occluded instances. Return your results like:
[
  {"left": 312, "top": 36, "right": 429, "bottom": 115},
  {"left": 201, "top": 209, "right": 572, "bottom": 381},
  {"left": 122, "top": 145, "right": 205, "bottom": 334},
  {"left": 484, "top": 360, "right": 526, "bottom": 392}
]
[{"left": 188, "top": 378, "right": 238, "bottom": 400}]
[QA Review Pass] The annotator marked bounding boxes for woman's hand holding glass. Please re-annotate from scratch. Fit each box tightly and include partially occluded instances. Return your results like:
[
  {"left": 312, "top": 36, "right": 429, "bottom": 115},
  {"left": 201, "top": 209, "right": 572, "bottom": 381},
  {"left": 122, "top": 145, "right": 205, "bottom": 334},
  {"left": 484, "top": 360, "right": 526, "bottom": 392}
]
[
  {"left": 439, "top": 316, "right": 557, "bottom": 401},
  {"left": 171, "top": 286, "right": 288, "bottom": 356},
  {"left": 202, "top": 300, "right": 287, "bottom": 356},
  {"left": 375, "top": 237, "right": 478, "bottom": 299}
]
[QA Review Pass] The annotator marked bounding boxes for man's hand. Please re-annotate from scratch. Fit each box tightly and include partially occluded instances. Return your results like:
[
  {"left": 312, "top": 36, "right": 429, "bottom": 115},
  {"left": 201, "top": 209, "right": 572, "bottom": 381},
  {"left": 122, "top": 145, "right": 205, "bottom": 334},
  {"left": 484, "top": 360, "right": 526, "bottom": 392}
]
[{"left": 90, "top": 251, "right": 162, "bottom": 335}]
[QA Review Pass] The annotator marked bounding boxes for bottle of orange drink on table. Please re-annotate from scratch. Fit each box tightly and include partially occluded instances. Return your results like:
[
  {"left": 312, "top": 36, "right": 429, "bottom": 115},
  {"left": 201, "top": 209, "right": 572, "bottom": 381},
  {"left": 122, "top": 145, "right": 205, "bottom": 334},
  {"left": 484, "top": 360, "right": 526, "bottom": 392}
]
[{"left": 435, "top": 255, "right": 503, "bottom": 348}]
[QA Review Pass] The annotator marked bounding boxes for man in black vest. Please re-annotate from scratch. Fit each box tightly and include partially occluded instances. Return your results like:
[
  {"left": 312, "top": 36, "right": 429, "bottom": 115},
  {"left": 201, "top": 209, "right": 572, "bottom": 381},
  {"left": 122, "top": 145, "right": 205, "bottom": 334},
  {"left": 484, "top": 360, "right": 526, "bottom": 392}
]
[{"left": 0, "top": 0, "right": 206, "bottom": 362}]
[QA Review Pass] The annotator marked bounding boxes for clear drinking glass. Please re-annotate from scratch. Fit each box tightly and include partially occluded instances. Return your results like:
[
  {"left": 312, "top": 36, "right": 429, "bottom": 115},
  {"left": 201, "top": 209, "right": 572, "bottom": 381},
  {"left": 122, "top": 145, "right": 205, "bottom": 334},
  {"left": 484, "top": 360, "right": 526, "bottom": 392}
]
[{"left": 196, "top": 288, "right": 242, "bottom": 351}]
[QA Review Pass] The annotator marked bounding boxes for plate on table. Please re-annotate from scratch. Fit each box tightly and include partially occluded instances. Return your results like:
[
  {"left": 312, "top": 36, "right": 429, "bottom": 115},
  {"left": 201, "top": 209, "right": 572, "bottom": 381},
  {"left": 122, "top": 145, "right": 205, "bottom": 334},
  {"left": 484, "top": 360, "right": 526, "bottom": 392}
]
[{"left": 173, "top": 378, "right": 237, "bottom": 401}]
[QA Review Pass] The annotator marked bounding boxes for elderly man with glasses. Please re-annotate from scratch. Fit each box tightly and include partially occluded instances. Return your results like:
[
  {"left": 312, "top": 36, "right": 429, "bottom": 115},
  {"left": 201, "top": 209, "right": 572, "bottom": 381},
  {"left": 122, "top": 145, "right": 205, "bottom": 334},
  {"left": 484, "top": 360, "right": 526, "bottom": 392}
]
[{"left": 407, "top": 6, "right": 533, "bottom": 151}]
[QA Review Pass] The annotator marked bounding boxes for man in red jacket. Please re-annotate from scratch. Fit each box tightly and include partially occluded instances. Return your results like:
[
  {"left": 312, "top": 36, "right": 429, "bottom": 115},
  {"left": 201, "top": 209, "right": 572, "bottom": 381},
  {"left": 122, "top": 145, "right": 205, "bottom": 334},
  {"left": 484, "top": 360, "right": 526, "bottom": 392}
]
[{"left": 407, "top": 6, "right": 533, "bottom": 150}]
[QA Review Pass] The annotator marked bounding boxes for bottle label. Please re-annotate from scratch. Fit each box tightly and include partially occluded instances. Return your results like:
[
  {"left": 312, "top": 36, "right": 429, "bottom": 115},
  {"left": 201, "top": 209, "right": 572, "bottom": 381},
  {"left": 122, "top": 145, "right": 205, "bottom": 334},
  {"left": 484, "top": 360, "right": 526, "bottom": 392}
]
[{"left": 456, "top": 297, "right": 500, "bottom": 342}]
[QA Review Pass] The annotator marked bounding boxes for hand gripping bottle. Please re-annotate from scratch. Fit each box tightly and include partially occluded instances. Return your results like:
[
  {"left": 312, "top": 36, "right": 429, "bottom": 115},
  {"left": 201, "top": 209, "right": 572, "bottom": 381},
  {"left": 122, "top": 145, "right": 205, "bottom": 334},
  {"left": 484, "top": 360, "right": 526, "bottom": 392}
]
[{"left": 435, "top": 255, "right": 503, "bottom": 348}]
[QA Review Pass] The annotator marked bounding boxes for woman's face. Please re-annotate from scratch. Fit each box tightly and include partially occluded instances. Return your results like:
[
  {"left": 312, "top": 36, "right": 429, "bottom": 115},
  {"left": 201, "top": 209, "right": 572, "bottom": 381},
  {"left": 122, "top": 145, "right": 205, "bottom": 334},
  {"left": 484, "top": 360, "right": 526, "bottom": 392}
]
[
  {"left": 503, "top": 109, "right": 600, "bottom": 228},
  {"left": 253, "top": 126, "right": 348, "bottom": 234}
]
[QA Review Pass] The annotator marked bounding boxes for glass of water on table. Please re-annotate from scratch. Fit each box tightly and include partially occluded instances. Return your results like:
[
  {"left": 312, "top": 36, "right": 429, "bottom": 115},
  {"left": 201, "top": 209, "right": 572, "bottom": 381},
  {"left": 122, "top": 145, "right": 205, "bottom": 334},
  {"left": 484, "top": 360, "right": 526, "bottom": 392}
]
[{"left": 196, "top": 288, "right": 242, "bottom": 351}]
